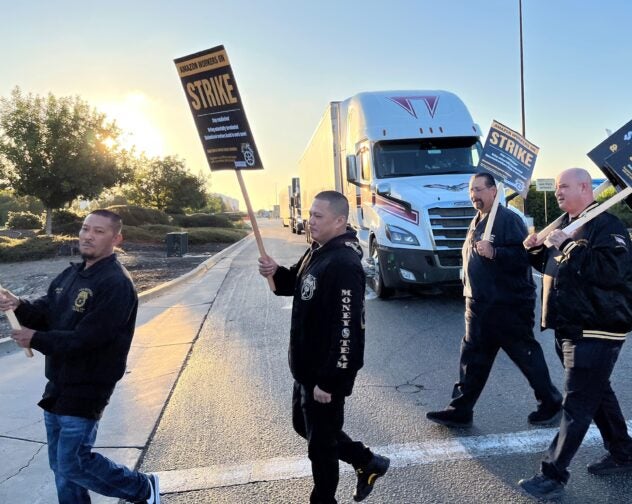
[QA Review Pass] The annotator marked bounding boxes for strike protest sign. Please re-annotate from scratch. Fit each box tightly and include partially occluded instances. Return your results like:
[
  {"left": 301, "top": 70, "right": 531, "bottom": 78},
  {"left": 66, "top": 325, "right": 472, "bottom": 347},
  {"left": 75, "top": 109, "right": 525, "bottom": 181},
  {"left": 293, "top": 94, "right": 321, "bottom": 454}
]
[
  {"left": 539, "top": 121, "right": 632, "bottom": 247},
  {"left": 587, "top": 118, "right": 632, "bottom": 182},
  {"left": 477, "top": 120, "right": 539, "bottom": 240},
  {"left": 479, "top": 120, "right": 539, "bottom": 197},
  {"left": 174, "top": 45, "right": 274, "bottom": 290},
  {"left": 174, "top": 45, "right": 262, "bottom": 171}
]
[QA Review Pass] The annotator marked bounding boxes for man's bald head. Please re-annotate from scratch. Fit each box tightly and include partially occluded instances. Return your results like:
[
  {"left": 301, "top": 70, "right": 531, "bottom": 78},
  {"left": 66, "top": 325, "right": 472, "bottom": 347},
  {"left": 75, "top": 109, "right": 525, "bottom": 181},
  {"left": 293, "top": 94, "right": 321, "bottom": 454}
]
[{"left": 555, "top": 167, "right": 594, "bottom": 217}]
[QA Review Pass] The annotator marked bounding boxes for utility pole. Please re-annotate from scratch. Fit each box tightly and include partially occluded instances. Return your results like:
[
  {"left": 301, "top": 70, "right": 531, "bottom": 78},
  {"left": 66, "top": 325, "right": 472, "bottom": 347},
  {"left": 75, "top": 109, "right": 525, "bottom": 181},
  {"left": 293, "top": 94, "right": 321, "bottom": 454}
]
[{"left": 519, "top": 0, "right": 526, "bottom": 137}]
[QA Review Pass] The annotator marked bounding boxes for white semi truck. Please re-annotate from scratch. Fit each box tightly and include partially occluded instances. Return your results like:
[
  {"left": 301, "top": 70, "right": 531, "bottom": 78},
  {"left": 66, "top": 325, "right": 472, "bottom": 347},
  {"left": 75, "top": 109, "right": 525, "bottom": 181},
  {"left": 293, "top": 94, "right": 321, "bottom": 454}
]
[{"left": 298, "top": 90, "right": 484, "bottom": 297}]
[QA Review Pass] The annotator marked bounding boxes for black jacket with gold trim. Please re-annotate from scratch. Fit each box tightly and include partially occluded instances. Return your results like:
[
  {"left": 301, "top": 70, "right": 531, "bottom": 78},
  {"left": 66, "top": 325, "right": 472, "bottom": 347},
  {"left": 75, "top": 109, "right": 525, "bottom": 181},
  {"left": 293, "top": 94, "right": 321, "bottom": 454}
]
[
  {"left": 273, "top": 230, "right": 365, "bottom": 396},
  {"left": 528, "top": 203, "right": 632, "bottom": 340}
]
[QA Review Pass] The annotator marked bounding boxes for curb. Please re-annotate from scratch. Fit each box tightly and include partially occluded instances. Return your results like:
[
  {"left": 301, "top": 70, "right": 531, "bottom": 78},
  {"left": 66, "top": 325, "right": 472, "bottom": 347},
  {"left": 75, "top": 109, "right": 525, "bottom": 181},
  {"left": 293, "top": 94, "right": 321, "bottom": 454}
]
[
  {"left": 137, "top": 233, "right": 253, "bottom": 304},
  {"left": 0, "top": 233, "right": 254, "bottom": 353}
]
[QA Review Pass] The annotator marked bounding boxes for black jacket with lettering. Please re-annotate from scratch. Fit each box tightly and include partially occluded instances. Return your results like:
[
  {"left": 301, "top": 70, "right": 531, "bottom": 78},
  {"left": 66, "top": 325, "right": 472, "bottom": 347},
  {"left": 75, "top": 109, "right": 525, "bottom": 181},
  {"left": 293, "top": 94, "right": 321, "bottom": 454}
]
[
  {"left": 273, "top": 230, "right": 365, "bottom": 396},
  {"left": 15, "top": 254, "right": 138, "bottom": 419},
  {"left": 528, "top": 205, "right": 632, "bottom": 341}
]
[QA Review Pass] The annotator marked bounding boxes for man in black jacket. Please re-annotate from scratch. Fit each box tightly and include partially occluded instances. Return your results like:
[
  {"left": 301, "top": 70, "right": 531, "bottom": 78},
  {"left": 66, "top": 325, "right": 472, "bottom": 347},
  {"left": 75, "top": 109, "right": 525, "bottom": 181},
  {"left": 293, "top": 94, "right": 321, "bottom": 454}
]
[
  {"left": 519, "top": 168, "right": 632, "bottom": 500},
  {"left": 0, "top": 210, "right": 159, "bottom": 504},
  {"left": 426, "top": 172, "right": 561, "bottom": 428},
  {"left": 258, "top": 191, "right": 389, "bottom": 504}
]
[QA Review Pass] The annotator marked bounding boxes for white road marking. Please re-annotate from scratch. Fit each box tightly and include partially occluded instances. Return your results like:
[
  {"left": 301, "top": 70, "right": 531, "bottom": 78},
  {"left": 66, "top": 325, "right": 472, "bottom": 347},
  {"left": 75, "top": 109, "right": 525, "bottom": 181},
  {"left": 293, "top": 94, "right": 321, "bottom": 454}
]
[{"left": 155, "top": 420, "right": 632, "bottom": 494}]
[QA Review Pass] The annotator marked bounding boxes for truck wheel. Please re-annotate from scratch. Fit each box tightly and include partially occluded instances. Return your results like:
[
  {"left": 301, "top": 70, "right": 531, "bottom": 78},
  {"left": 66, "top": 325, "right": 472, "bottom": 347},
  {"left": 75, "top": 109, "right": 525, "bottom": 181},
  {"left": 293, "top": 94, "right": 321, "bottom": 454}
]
[{"left": 370, "top": 240, "right": 393, "bottom": 298}]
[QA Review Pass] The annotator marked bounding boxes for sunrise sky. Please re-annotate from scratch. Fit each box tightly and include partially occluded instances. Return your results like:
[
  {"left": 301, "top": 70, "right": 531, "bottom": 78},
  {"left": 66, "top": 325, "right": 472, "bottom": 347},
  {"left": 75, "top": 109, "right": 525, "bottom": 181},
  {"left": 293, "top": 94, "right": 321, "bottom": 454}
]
[{"left": 3, "top": 0, "right": 631, "bottom": 210}]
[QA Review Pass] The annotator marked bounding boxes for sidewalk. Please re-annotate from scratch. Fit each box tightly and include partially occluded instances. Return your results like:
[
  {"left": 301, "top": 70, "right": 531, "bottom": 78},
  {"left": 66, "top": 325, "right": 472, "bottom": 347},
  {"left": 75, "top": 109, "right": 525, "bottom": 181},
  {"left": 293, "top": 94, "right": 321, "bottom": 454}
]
[{"left": 0, "top": 235, "right": 253, "bottom": 504}]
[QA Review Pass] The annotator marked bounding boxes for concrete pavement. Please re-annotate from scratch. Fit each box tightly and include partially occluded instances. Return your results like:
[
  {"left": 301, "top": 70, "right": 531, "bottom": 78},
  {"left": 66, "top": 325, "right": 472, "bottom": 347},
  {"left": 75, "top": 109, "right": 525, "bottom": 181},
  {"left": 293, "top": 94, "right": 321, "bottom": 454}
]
[{"left": 0, "top": 235, "right": 253, "bottom": 504}]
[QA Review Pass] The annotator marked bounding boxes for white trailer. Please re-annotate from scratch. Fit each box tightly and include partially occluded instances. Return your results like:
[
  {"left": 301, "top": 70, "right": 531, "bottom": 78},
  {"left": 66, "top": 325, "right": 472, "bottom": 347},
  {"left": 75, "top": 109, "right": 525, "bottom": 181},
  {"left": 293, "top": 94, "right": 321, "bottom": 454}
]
[
  {"left": 279, "top": 186, "right": 290, "bottom": 227},
  {"left": 299, "top": 90, "right": 484, "bottom": 297}
]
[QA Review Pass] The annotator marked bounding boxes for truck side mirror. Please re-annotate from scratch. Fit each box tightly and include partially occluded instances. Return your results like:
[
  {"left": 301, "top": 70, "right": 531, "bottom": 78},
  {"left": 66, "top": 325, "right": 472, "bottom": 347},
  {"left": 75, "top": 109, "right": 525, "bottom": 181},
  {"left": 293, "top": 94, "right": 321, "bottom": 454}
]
[
  {"left": 346, "top": 155, "right": 358, "bottom": 182},
  {"left": 376, "top": 182, "right": 391, "bottom": 196}
]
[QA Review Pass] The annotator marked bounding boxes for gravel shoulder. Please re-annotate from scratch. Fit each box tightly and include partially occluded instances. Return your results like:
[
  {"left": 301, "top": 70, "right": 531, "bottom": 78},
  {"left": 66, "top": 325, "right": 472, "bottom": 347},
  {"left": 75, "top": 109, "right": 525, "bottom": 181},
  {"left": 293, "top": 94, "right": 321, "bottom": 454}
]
[{"left": 0, "top": 242, "right": 229, "bottom": 339}]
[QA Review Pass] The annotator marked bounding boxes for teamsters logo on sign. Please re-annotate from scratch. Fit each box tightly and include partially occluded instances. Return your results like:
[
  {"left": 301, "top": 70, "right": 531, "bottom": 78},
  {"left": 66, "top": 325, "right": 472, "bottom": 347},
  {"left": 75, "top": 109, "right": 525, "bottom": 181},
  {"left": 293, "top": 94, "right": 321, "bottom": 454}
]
[{"left": 174, "top": 45, "right": 263, "bottom": 171}]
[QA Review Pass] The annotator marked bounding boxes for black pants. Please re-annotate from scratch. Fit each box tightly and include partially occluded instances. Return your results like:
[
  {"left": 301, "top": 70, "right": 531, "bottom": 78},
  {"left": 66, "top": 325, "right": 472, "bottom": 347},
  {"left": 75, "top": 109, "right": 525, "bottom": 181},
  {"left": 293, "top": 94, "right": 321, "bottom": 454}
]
[
  {"left": 292, "top": 381, "right": 372, "bottom": 504},
  {"left": 541, "top": 334, "right": 632, "bottom": 483},
  {"left": 450, "top": 298, "right": 561, "bottom": 413}
]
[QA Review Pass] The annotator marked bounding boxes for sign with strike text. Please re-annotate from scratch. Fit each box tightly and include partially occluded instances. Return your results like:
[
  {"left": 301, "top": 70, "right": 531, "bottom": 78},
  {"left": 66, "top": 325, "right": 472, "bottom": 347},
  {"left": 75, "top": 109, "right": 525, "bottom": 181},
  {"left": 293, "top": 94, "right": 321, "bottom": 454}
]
[
  {"left": 174, "top": 45, "right": 263, "bottom": 171},
  {"left": 478, "top": 120, "right": 539, "bottom": 196}
]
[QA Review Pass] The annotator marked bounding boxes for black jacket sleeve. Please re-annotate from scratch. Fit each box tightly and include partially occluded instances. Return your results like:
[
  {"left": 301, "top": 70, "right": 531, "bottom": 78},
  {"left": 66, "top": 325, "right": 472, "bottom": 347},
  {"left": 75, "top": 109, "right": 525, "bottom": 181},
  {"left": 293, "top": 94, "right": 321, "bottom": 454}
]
[
  {"left": 558, "top": 218, "right": 630, "bottom": 290},
  {"left": 29, "top": 274, "right": 137, "bottom": 356},
  {"left": 272, "top": 249, "right": 310, "bottom": 296},
  {"left": 494, "top": 210, "right": 530, "bottom": 273},
  {"left": 316, "top": 260, "right": 365, "bottom": 394}
]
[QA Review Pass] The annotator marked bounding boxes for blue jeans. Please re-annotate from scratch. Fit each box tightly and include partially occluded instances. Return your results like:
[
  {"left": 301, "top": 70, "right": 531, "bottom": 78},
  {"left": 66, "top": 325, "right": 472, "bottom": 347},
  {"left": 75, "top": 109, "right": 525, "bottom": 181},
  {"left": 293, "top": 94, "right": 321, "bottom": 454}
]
[
  {"left": 44, "top": 411, "right": 150, "bottom": 504},
  {"left": 541, "top": 335, "right": 632, "bottom": 483}
]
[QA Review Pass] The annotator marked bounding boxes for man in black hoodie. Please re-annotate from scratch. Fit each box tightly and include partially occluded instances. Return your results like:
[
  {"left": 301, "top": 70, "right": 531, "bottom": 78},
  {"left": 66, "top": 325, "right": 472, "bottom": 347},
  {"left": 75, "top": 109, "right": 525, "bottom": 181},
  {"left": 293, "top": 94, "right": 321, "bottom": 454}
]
[
  {"left": 0, "top": 210, "right": 159, "bottom": 504},
  {"left": 258, "top": 191, "right": 389, "bottom": 504},
  {"left": 426, "top": 172, "right": 561, "bottom": 428}
]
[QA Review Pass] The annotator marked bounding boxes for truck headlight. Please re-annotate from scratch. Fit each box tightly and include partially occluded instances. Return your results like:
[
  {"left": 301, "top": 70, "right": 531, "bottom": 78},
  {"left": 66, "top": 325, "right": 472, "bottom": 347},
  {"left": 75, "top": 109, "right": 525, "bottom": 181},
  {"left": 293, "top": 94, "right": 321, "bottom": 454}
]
[{"left": 385, "top": 225, "right": 419, "bottom": 245}]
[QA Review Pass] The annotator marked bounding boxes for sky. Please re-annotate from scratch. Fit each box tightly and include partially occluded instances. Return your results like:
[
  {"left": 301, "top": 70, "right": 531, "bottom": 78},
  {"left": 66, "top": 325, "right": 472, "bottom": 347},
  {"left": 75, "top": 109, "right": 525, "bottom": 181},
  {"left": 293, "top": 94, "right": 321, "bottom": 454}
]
[{"left": 2, "top": 0, "right": 632, "bottom": 210}]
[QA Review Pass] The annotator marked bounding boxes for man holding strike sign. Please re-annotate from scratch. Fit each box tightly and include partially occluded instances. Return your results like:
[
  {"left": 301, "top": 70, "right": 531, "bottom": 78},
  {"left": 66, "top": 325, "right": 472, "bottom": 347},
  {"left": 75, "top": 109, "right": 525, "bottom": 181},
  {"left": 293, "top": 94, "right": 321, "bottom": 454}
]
[
  {"left": 426, "top": 172, "right": 561, "bottom": 428},
  {"left": 519, "top": 167, "right": 632, "bottom": 500},
  {"left": 427, "top": 122, "right": 561, "bottom": 429}
]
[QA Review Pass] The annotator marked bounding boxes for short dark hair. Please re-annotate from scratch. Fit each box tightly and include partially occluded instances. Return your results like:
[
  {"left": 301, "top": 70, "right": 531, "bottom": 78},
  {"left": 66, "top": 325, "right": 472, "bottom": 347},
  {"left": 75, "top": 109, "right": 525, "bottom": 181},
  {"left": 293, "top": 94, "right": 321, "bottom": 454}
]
[
  {"left": 88, "top": 209, "right": 123, "bottom": 234},
  {"left": 472, "top": 172, "right": 496, "bottom": 188},
  {"left": 315, "top": 191, "right": 349, "bottom": 219}
]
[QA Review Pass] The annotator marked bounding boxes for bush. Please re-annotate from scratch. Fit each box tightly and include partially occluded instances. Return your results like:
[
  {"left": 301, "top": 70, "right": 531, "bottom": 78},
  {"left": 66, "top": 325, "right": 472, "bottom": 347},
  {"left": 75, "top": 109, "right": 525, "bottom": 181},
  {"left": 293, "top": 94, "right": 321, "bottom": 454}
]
[
  {"left": 186, "top": 227, "right": 248, "bottom": 244},
  {"left": 106, "top": 205, "right": 171, "bottom": 227},
  {"left": 52, "top": 209, "right": 85, "bottom": 235},
  {"left": 597, "top": 187, "right": 632, "bottom": 227},
  {"left": 0, "top": 235, "right": 77, "bottom": 262},
  {"left": 171, "top": 213, "right": 233, "bottom": 228},
  {"left": 6, "top": 211, "right": 43, "bottom": 230},
  {"left": 120, "top": 224, "right": 248, "bottom": 245},
  {"left": 0, "top": 190, "right": 44, "bottom": 226}
]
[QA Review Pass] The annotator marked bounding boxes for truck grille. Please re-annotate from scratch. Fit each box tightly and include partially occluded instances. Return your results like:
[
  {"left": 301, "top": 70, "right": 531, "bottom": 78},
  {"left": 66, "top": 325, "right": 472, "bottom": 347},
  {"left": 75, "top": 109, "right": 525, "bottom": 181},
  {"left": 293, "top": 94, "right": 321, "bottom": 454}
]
[{"left": 427, "top": 205, "right": 476, "bottom": 267}]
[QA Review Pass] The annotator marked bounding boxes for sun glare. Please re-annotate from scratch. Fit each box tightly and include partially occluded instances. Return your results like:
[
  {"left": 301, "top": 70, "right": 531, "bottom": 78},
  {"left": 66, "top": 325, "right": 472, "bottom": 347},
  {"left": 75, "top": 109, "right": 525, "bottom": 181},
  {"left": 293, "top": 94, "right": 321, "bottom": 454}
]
[{"left": 98, "top": 92, "right": 166, "bottom": 157}]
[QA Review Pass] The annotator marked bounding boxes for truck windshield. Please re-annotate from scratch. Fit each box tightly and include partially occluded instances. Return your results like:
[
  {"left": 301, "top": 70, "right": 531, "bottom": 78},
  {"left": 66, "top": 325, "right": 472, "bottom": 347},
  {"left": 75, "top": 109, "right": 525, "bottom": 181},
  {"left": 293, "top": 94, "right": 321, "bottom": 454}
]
[{"left": 374, "top": 137, "right": 482, "bottom": 178}]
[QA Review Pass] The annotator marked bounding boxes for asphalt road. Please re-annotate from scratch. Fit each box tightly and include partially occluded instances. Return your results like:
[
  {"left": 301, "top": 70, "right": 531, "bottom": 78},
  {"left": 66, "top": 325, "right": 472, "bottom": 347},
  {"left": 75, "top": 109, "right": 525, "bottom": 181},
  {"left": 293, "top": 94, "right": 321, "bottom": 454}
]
[{"left": 139, "top": 219, "right": 632, "bottom": 503}]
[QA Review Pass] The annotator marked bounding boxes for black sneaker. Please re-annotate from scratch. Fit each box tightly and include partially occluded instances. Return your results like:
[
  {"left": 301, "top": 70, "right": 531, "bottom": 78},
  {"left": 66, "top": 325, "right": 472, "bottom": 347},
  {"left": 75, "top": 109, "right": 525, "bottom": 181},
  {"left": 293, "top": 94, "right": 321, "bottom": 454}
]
[
  {"left": 353, "top": 453, "right": 390, "bottom": 502},
  {"left": 136, "top": 473, "right": 160, "bottom": 504},
  {"left": 528, "top": 402, "right": 562, "bottom": 426},
  {"left": 426, "top": 408, "right": 473, "bottom": 428},
  {"left": 587, "top": 453, "right": 632, "bottom": 475},
  {"left": 518, "top": 473, "right": 565, "bottom": 500}
]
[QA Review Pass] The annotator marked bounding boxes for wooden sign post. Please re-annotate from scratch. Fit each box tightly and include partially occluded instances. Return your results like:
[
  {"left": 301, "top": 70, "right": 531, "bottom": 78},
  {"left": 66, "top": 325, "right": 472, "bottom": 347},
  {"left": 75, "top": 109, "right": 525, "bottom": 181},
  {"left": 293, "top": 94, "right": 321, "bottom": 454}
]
[{"left": 0, "top": 283, "right": 33, "bottom": 358}]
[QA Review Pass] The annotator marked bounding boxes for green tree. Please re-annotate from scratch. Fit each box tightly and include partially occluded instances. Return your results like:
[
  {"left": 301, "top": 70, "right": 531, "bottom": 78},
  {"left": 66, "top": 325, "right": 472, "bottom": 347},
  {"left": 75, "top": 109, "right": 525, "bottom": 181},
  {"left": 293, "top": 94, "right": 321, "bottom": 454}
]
[
  {"left": 523, "top": 184, "right": 563, "bottom": 230},
  {"left": 124, "top": 155, "right": 207, "bottom": 214},
  {"left": 0, "top": 87, "right": 130, "bottom": 233}
]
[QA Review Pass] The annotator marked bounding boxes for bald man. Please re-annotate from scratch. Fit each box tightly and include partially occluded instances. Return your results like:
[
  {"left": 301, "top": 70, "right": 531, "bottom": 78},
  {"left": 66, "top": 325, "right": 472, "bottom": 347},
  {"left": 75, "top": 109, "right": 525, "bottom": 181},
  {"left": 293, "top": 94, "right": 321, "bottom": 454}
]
[{"left": 518, "top": 168, "right": 632, "bottom": 499}]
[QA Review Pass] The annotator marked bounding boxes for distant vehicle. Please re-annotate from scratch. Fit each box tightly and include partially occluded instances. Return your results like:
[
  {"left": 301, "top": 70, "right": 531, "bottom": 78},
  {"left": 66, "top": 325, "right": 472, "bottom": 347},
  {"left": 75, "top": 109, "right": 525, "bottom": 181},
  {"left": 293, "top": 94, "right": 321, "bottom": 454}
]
[
  {"left": 298, "top": 90, "right": 487, "bottom": 297},
  {"left": 289, "top": 176, "right": 303, "bottom": 234},
  {"left": 279, "top": 186, "right": 291, "bottom": 227}
]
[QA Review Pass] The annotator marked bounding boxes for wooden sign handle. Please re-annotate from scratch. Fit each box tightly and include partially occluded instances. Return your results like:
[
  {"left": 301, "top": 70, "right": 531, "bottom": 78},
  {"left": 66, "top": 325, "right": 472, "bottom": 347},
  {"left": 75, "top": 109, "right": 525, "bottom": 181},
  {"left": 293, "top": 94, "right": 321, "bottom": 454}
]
[
  {"left": 235, "top": 170, "right": 276, "bottom": 291},
  {"left": 482, "top": 182, "right": 504, "bottom": 242},
  {"left": 0, "top": 284, "right": 33, "bottom": 358},
  {"left": 544, "top": 185, "right": 632, "bottom": 247},
  {"left": 536, "top": 180, "right": 612, "bottom": 242}
]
